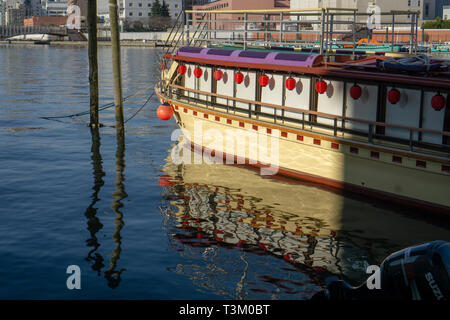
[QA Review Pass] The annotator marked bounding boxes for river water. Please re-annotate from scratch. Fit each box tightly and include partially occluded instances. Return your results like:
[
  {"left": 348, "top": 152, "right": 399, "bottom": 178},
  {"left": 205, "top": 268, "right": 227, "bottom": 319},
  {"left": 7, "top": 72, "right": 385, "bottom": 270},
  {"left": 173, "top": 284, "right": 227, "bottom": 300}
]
[{"left": 0, "top": 44, "right": 449, "bottom": 300}]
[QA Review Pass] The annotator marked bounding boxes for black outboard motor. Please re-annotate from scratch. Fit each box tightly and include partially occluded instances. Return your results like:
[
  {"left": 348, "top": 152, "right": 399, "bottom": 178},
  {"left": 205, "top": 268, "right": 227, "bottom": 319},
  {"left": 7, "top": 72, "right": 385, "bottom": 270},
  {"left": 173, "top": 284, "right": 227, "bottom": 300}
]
[{"left": 312, "top": 241, "right": 450, "bottom": 300}]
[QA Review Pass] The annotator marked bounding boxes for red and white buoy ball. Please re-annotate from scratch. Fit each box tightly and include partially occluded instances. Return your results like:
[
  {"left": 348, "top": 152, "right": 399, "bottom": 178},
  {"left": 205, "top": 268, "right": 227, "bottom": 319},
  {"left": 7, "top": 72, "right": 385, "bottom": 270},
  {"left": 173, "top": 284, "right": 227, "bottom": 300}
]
[
  {"left": 234, "top": 72, "right": 244, "bottom": 84},
  {"left": 431, "top": 94, "right": 446, "bottom": 111},
  {"left": 178, "top": 65, "right": 187, "bottom": 75},
  {"left": 388, "top": 88, "right": 401, "bottom": 105},
  {"left": 285, "top": 77, "right": 296, "bottom": 91},
  {"left": 193, "top": 67, "right": 203, "bottom": 78},
  {"left": 157, "top": 103, "right": 174, "bottom": 121},
  {"left": 316, "top": 80, "right": 328, "bottom": 94},
  {"left": 259, "top": 75, "right": 269, "bottom": 87},
  {"left": 214, "top": 70, "right": 223, "bottom": 81},
  {"left": 350, "top": 85, "right": 362, "bottom": 100}
]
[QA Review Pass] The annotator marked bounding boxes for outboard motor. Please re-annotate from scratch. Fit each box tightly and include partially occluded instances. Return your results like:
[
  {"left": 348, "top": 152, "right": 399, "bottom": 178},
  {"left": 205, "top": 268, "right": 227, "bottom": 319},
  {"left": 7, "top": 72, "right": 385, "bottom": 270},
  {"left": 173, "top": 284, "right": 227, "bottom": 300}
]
[{"left": 312, "top": 241, "right": 450, "bottom": 300}]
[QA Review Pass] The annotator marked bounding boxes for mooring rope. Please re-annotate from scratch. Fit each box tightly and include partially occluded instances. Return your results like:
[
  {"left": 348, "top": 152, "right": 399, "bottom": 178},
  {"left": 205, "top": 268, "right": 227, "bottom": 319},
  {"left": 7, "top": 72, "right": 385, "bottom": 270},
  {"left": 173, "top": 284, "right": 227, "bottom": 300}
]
[
  {"left": 124, "top": 91, "right": 155, "bottom": 124},
  {"left": 40, "top": 84, "right": 155, "bottom": 121}
]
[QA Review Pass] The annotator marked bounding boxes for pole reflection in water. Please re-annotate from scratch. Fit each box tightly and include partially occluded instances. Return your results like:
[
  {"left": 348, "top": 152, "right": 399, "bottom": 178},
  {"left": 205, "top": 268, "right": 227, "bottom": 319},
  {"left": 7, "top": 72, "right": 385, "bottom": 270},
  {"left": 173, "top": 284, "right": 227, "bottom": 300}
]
[
  {"left": 84, "top": 127, "right": 127, "bottom": 289},
  {"left": 85, "top": 127, "right": 105, "bottom": 275},
  {"left": 158, "top": 143, "right": 450, "bottom": 299},
  {"left": 105, "top": 133, "right": 127, "bottom": 289}
]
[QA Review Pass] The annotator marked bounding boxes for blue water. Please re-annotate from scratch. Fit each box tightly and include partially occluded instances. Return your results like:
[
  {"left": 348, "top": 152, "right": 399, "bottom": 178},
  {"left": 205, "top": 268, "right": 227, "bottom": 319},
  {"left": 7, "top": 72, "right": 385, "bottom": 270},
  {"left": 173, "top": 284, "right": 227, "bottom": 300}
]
[{"left": 0, "top": 44, "right": 449, "bottom": 300}]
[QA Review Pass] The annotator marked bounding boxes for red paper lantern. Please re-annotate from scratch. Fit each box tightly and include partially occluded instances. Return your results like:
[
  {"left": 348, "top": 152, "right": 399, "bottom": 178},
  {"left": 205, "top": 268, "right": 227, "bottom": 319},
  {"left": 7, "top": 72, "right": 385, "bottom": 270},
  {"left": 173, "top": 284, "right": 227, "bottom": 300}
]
[
  {"left": 178, "top": 65, "right": 187, "bottom": 75},
  {"left": 350, "top": 85, "right": 362, "bottom": 100},
  {"left": 316, "top": 80, "right": 328, "bottom": 94},
  {"left": 286, "top": 77, "right": 296, "bottom": 91},
  {"left": 388, "top": 88, "right": 401, "bottom": 105},
  {"left": 157, "top": 103, "right": 174, "bottom": 121},
  {"left": 234, "top": 72, "right": 244, "bottom": 84},
  {"left": 259, "top": 75, "right": 269, "bottom": 87},
  {"left": 431, "top": 94, "right": 446, "bottom": 111},
  {"left": 193, "top": 67, "right": 203, "bottom": 78},
  {"left": 214, "top": 70, "right": 223, "bottom": 81}
]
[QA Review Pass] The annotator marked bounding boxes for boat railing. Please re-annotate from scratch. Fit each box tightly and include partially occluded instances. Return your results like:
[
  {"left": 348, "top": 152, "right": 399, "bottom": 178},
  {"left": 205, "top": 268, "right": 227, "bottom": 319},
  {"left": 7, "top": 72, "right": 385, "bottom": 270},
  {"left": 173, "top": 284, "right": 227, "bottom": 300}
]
[
  {"left": 163, "top": 83, "right": 450, "bottom": 159},
  {"left": 180, "top": 8, "right": 420, "bottom": 56}
]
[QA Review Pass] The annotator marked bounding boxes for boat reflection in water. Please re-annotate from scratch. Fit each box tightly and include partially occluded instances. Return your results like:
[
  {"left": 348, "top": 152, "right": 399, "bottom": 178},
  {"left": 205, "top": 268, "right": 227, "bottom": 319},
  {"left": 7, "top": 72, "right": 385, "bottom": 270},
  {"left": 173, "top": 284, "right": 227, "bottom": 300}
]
[{"left": 159, "top": 144, "right": 450, "bottom": 300}]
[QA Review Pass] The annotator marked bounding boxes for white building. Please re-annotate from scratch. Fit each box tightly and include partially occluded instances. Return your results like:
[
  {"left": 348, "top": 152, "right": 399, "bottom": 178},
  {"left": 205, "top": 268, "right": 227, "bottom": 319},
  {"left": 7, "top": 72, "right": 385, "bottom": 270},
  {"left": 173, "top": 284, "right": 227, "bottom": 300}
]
[
  {"left": 290, "top": 0, "right": 422, "bottom": 28},
  {"left": 444, "top": 5, "right": 450, "bottom": 19},
  {"left": 119, "top": 0, "right": 182, "bottom": 20},
  {"left": 41, "top": 0, "right": 67, "bottom": 16}
]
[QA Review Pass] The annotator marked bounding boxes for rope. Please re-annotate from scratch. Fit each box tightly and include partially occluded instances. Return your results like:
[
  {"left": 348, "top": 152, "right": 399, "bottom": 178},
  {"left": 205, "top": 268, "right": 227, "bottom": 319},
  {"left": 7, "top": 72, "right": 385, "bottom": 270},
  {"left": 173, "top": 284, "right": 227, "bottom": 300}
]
[
  {"left": 124, "top": 92, "right": 155, "bottom": 124},
  {"left": 40, "top": 84, "right": 155, "bottom": 121}
]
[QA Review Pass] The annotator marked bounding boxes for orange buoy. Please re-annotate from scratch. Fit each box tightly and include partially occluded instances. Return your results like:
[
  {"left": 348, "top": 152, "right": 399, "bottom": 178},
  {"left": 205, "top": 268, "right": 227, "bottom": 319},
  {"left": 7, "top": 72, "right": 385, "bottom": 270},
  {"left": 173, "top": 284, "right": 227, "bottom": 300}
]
[
  {"left": 316, "top": 80, "right": 328, "bottom": 94},
  {"left": 388, "top": 88, "right": 401, "bottom": 105},
  {"left": 431, "top": 94, "right": 446, "bottom": 111},
  {"left": 214, "top": 70, "right": 223, "bottom": 81},
  {"left": 350, "top": 85, "right": 362, "bottom": 100},
  {"left": 234, "top": 72, "right": 244, "bottom": 84},
  {"left": 259, "top": 75, "right": 269, "bottom": 87},
  {"left": 157, "top": 103, "right": 173, "bottom": 121},
  {"left": 285, "top": 77, "right": 296, "bottom": 91}
]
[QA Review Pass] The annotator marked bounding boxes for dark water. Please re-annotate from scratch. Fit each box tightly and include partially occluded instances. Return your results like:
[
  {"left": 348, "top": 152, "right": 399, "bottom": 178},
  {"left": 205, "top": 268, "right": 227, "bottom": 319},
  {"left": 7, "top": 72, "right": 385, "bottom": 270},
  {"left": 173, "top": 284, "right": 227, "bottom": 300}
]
[{"left": 1, "top": 44, "right": 449, "bottom": 300}]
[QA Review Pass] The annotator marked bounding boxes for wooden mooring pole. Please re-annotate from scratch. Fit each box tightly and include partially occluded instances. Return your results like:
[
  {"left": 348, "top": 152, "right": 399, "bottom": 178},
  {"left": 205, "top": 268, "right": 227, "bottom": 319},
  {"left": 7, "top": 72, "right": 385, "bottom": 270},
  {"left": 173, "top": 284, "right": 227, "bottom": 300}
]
[
  {"left": 88, "top": 0, "right": 99, "bottom": 128},
  {"left": 109, "top": 0, "right": 125, "bottom": 140}
]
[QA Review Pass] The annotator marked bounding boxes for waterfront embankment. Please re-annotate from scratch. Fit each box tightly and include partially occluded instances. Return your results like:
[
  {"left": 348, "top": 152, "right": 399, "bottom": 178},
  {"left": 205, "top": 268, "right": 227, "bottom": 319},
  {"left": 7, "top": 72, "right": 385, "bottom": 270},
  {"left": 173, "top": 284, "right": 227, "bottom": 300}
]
[{"left": 0, "top": 40, "right": 164, "bottom": 47}]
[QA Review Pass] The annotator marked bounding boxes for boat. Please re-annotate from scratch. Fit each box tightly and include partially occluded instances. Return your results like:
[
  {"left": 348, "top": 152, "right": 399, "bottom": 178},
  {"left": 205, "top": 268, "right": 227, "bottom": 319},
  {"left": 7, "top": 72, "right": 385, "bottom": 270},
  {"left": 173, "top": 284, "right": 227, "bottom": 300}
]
[
  {"left": 155, "top": 8, "right": 450, "bottom": 216},
  {"left": 431, "top": 44, "right": 450, "bottom": 53}
]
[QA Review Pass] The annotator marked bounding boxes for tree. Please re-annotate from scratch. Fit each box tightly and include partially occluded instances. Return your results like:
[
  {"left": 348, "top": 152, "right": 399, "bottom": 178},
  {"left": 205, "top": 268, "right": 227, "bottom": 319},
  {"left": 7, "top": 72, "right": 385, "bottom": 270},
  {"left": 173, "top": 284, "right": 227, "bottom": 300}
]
[
  {"left": 151, "top": 0, "right": 162, "bottom": 16},
  {"left": 422, "top": 16, "right": 450, "bottom": 29},
  {"left": 161, "top": 0, "right": 170, "bottom": 17}
]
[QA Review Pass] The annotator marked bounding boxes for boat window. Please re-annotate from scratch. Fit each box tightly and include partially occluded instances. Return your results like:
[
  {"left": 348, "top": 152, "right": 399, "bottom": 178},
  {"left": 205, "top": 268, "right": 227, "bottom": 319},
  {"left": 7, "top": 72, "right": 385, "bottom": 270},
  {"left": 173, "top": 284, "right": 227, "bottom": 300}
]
[
  {"left": 274, "top": 53, "right": 309, "bottom": 62},
  {"left": 238, "top": 51, "right": 270, "bottom": 59},
  {"left": 207, "top": 49, "right": 234, "bottom": 56},
  {"left": 178, "top": 47, "right": 204, "bottom": 53}
]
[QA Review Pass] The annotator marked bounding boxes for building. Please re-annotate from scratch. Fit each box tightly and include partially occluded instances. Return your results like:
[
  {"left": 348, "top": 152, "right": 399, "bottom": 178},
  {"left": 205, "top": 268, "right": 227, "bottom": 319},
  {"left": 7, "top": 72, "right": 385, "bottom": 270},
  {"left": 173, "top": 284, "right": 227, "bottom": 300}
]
[
  {"left": 119, "top": 0, "right": 183, "bottom": 20},
  {"left": 444, "top": 5, "right": 450, "bottom": 19},
  {"left": 97, "top": 0, "right": 108, "bottom": 14},
  {"left": 41, "top": 0, "right": 67, "bottom": 16},
  {"left": 184, "top": 0, "right": 203, "bottom": 10},
  {"left": 422, "top": 0, "right": 450, "bottom": 20},
  {"left": 193, "top": 0, "right": 290, "bottom": 11},
  {"left": 289, "top": 0, "right": 422, "bottom": 29},
  {"left": 191, "top": 0, "right": 290, "bottom": 28},
  {"left": 24, "top": 0, "right": 43, "bottom": 17},
  {"left": 3, "top": 0, "right": 27, "bottom": 25},
  {"left": 23, "top": 14, "right": 67, "bottom": 25},
  {"left": 0, "top": 2, "right": 4, "bottom": 26}
]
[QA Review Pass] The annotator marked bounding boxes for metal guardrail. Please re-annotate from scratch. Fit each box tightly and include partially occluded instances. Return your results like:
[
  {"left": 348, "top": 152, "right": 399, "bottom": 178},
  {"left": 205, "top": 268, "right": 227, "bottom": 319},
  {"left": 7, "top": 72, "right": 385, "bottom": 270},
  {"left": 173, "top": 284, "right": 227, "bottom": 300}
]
[
  {"left": 163, "top": 83, "right": 450, "bottom": 157},
  {"left": 0, "top": 26, "right": 67, "bottom": 39},
  {"left": 180, "top": 8, "right": 420, "bottom": 56}
]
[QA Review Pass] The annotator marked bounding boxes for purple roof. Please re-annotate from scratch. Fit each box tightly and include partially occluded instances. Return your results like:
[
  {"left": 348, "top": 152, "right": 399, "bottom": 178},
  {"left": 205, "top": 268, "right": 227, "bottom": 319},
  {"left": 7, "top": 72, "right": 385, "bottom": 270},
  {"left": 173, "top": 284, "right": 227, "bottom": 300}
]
[{"left": 176, "top": 47, "right": 320, "bottom": 68}]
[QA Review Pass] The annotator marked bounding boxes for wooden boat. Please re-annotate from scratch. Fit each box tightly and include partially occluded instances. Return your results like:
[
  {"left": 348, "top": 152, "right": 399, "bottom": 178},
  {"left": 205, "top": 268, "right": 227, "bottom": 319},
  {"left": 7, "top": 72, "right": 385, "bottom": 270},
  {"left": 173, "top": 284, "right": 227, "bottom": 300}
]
[{"left": 156, "top": 8, "right": 450, "bottom": 216}]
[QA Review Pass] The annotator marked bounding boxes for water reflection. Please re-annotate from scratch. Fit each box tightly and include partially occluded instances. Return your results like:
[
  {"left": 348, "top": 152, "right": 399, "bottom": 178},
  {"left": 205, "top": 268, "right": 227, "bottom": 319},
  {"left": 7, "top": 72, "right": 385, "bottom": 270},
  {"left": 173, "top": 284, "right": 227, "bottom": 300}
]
[
  {"left": 105, "top": 134, "right": 127, "bottom": 289},
  {"left": 85, "top": 127, "right": 105, "bottom": 275},
  {"left": 84, "top": 127, "right": 127, "bottom": 289},
  {"left": 159, "top": 144, "right": 450, "bottom": 299}
]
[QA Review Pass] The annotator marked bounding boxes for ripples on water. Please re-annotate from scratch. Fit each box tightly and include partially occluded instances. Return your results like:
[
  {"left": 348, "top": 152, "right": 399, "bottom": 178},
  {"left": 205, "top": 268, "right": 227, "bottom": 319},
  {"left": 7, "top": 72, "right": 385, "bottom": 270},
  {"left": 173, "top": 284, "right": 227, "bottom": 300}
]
[{"left": 0, "top": 44, "right": 449, "bottom": 299}]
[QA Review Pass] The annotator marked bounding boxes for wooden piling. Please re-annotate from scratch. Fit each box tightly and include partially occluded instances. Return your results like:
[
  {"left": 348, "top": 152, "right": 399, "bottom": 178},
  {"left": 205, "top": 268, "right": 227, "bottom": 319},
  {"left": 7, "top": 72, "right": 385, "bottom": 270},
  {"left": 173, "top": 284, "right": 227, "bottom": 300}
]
[
  {"left": 88, "top": 0, "right": 99, "bottom": 128},
  {"left": 109, "top": 0, "right": 125, "bottom": 140}
]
